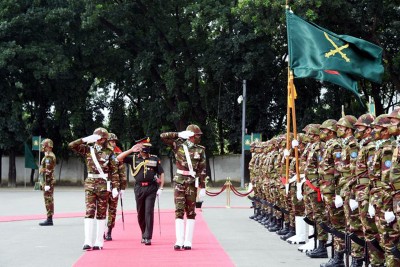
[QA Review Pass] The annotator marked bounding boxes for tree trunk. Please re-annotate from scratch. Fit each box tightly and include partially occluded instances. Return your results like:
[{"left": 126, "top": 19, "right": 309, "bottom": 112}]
[
  {"left": 30, "top": 169, "right": 35, "bottom": 186},
  {"left": 8, "top": 150, "right": 16, "bottom": 187},
  {"left": 0, "top": 150, "right": 2, "bottom": 185},
  {"left": 218, "top": 119, "right": 224, "bottom": 155}
]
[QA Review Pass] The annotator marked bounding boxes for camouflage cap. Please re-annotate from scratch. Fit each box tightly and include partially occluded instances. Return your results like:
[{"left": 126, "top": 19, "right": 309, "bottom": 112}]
[
  {"left": 297, "top": 133, "right": 310, "bottom": 144},
  {"left": 41, "top": 138, "right": 53, "bottom": 148},
  {"left": 337, "top": 115, "right": 357, "bottom": 129},
  {"left": 388, "top": 107, "right": 400, "bottom": 120},
  {"left": 108, "top": 133, "right": 118, "bottom": 141},
  {"left": 354, "top": 113, "right": 375, "bottom": 127},
  {"left": 93, "top": 127, "right": 109, "bottom": 139},
  {"left": 320, "top": 119, "right": 338, "bottom": 132},
  {"left": 186, "top": 124, "right": 203, "bottom": 135},
  {"left": 372, "top": 114, "right": 391, "bottom": 128},
  {"left": 306, "top": 124, "right": 321, "bottom": 136}
]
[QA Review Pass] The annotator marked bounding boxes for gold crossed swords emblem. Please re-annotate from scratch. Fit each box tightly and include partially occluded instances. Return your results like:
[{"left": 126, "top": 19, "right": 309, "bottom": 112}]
[{"left": 324, "top": 32, "right": 350, "bottom": 62}]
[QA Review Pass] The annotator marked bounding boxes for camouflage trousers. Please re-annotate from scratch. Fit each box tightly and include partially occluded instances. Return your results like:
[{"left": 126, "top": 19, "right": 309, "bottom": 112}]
[
  {"left": 323, "top": 194, "right": 345, "bottom": 251},
  {"left": 344, "top": 189, "right": 364, "bottom": 258},
  {"left": 309, "top": 192, "right": 328, "bottom": 242},
  {"left": 84, "top": 179, "right": 110, "bottom": 220},
  {"left": 279, "top": 187, "right": 290, "bottom": 224},
  {"left": 43, "top": 185, "right": 54, "bottom": 217},
  {"left": 107, "top": 193, "right": 119, "bottom": 228},
  {"left": 370, "top": 186, "right": 400, "bottom": 267},
  {"left": 289, "top": 184, "right": 304, "bottom": 227},
  {"left": 174, "top": 182, "right": 197, "bottom": 220}
]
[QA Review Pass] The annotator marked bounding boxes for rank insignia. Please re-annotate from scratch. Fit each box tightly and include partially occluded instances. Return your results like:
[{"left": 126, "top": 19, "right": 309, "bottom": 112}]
[
  {"left": 384, "top": 160, "right": 392, "bottom": 168},
  {"left": 350, "top": 152, "right": 358, "bottom": 158}
]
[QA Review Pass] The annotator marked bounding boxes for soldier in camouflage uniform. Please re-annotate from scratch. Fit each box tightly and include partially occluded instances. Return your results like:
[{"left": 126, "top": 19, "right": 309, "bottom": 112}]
[
  {"left": 369, "top": 114, "right": 400, "bottom": 266},
  {"left": 353, "top": 113, "right": 385, "bottom": 266},
  {"left": 304, "top": 123, "right": 328, "bottom": 257},
  {"left": 265, "top": 138, "right": 279, "bottom": 230},
  {"left": 249, "top": 142, "right": 263, "bottom": 220},
  {"left": 69, "top": 127, "right": 120, "bottom": 250},
  {"left": 38, "top": 139, "right": 56, "bottom": 226},
  {"left": 104, "top": 133, "right": 127, "bottom": 241},
  {"left": 160, "top": 124, "right": 206, "bottom": 250},
  {"left": 388, "top": 108, "right": 400, "bottom": 261}
]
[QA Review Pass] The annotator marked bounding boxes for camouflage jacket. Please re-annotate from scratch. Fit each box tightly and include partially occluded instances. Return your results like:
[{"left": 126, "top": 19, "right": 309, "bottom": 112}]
[
  {"left": 369, "top": 139, "right": 393, "bottom": 185},
  {"left": 390, "top": 139, "right": 400, "bottom": 189},
  {"left": 68, "top": 139, "right": 120, "bottom": 188},
  {"left": 114, "top": 149, "right": 127, "bottom": 190},
  {"left": 336, "top": 136, "right": 359, "bottom": 193},
  {"left": 160, "top": 132, "right": 206, "bottom": 188},
  {"left": 318, "top": 138, "right": 341, "bottom": 194},
  {"left": 40, "top": 151, "right": 56, "bottom": 186}
]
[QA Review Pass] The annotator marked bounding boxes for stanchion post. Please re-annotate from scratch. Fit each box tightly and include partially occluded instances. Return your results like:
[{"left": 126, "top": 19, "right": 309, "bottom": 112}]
[{"left": 226, "top": 177, "right": 231, "bottom": 208}]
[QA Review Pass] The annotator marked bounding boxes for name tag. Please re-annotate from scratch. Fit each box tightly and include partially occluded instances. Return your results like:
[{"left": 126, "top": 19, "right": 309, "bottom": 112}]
[{"left": 146, "top": 160, "right": 157, "bottom": 167}]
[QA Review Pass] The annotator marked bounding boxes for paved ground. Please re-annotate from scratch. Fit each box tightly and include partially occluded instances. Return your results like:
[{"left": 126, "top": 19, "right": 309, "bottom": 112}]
[{"left": 0, "top": 186, "right": 328, "bottom": 267}]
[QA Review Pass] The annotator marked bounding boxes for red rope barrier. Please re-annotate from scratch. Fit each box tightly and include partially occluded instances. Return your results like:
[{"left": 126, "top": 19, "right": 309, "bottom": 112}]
[
  {"left": 229, "top": 184, "right": 254, "bottom": 197},
  {"left": 205, "top": 185, "right": 227, "bottom": 196}
]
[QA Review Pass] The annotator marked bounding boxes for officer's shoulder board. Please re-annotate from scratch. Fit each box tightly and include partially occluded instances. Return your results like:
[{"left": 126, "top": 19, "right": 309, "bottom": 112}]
[
  {"left": 382, "top": 146, "right": 393, "bottom": 155},
  {"left": 195, "top": 144, "right": 205, "bottom": 150}
]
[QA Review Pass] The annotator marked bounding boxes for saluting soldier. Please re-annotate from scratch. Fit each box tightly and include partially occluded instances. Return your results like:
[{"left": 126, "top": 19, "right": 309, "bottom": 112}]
[
  {"left": 69, "top": 128, "right": 120, "bottom": 250},
  {"left": 38, "top": 139, "right": 56, "bottom": 226},
  {"left": 104, "top": 133, "right": 127, "bottom": 241},
  {"left": 160, "top": 124, "right": 206, "bottom": 250},
  {"left": 117, "top": 137, "right": 164, "bottom": 246}
]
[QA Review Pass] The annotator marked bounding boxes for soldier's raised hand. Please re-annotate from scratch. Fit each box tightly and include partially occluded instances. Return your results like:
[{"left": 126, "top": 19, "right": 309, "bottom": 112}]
[
  {"left": 82, "top": 134, "right": 101, "bottom": 143},
  {"left": 178, "top": 130, "right": 194, "bottom": 139}
]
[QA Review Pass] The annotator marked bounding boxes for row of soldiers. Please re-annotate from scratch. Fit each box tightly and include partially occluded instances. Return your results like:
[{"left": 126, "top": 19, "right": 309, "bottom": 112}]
[{"left": 248, "top": 109, "right": 400, "bottom": 267}]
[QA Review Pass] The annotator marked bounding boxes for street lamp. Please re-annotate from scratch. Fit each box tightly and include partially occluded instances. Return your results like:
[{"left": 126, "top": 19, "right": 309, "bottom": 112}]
[{"left": 239, "top": 80, "right": 246, "bottom": 188}]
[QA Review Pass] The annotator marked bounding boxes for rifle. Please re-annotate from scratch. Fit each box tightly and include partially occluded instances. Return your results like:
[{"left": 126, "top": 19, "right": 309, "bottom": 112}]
[
  {"left": 303, "top": 217, "right": 317, "bottom": 250},
  {"left": 157, "top": 195, "right": 161, "bottom": 236}
]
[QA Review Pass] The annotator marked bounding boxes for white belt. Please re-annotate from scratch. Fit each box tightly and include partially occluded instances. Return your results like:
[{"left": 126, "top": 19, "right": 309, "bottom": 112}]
[
  {"left": 88, "top": 173, "right": 108, "bottom": 179},
  {"left": 177, "top": 169, "right": 196, "bottom": 177}
]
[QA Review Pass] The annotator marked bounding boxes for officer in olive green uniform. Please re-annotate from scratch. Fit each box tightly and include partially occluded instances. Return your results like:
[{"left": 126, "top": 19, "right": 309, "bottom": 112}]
[
  {"left": 69, "top": 127, "right": 119, "bottom": 250},
  {"left": 160, "top": 124, "right": 206, "bottom": 250},
  {"left": 118, "top": 138, "right": 164, "bottom": 245},
  {"left": 104, "top": 133, "right": 127, "bottom": 241},
  {"left": 39, "top": 139, "right": 56, "bottom": 226}
]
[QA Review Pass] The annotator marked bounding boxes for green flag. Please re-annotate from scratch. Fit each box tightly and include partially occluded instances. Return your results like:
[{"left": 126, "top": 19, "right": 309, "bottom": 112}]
[
  {"left": 32, "top": 136, "right": 41, "bottom": 151},
  {"left": 24, "top": 142, "right": 38, "bottom": 169},
  {"left": 286, "top": 10, "right": 384, "bottom": 95}
]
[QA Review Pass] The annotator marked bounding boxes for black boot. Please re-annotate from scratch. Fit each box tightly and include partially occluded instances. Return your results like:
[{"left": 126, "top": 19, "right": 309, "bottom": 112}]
[
  {"left": 281, "top": 226, "right": 295, "bottom": 241},
  {"left": 319, "top": 250, "right": 344, "bottom": 266},
  {"left": 249, "top": 207, "right": 259, "bottom": 220},
  {"left": 269, "top": 219, "right": 282, "bottom": 232},
  {"left": 350, "top": 257, "right": 363, "bottom": 267},
  {"left": 276, "top": 223, "right": 290, "bottom": 236},
  {"left": 105, "top": 227, "right": 112, "bottom": 241},
  {"left": 307, "top": 241, "right": 328, "bottom": 258},
  {"left": 39, "top": 216, "right": 53, "bottom": 226}
]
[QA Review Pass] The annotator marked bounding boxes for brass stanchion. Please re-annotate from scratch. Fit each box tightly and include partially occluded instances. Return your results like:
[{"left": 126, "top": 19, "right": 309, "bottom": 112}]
[{"left": 225, "top": 177, "right": 231, "bottom": 208}]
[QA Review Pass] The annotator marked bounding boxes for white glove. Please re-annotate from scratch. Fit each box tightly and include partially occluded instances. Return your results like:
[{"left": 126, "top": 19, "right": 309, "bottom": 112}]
[
  {"left": 119, "top": 189, "right": 125, "bottom": 198},
  {"left": 178, "top": 130, "right": 194, "bottom": 139},
  {"left": 157, "top": 189, "right": 162, "bottom": 196},
  {"left": 349, "top": 199, "right": 359, "bottom": 211},
  {"left": 368, "top": 204, "right": 375, "bottom": 218},
  {"left": 292, "top": 139, "right": 299, "bottom": 148},
  {"left": 283, "top": 149, "right": 290, "bottom": 157},
  {"left": 199, "top": 188, "right": 206, "bottom": 198},
  {"left": 285, "top": 183, "right": 289, "bottom": 195},
  {"left": 82, "top": 134, "right": 101, "bottom": 143},
  {"left": 247, "top": 182, "right": 253, "bottom": 193},
  {"left": 384, "top": 211, "right": 396, "bottom": 224},
  {"left": 296, "top": 183, "right": 303, "bottom": 201},
  {"left": 44, "top": 185, "right": 50, "bottom": 191},
  {"left": 334, "top": 195, "right": 344, "bottom": 208},
  {"left": 112, "top": 188, "right": 119, "bottom": 198}
]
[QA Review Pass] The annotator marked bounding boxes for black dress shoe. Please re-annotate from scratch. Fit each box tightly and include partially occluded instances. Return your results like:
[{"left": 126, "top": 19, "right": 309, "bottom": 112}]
[
  {"left": 184, "top": 246, "right": 191, "bottom": 250},
  {"left": 174, "top": 245, "right": 183, "bottom": 250},
  {"left": 82, "top": 244, "right": 92, "bottom": 250},
  {"left": 92, "top": 246, "right": 102, "bottom": 250},
  {"left": 141, "top": 238, "right": 145, "bottom": 244},
  {"left": 145, "top": 239, "right": 151, "bottom": 246}
]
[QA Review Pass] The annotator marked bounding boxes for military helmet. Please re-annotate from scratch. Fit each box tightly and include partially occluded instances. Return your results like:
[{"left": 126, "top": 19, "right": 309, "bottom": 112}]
[
  {"left": 388, "top": 107, "right": 400, "bottom": 120},
  {"left": 371, "top": 114, "right": 391, "bottom": 128},
  {"left": 302, "top": 124, "right": 311, "bottom": 133},
  {"left": 108, "top": 133, "right": 118, "bottom": 141},
  {"left": 320, "top": 119, "right": 338, "bottom": 132},
  {"left": 297, "top": 133, "right": 310, "bottom": 144},
  {"left": 186, "top": 124, "right": 203, "bottom": 135},
  {"left": 306, "top": 124, "right": 321, "bottom": 136},
  {"left": 93, "top": 127, "right": 109, "bottom": 139},
  {"left": 337, "top": 115, "right": 357, "bottom": 129},
  {"left": 41, "top": 138, "right": 53, "bottom": 148},
  {"left": 354, "top": 113, "right": 375, "bottom": 127}
]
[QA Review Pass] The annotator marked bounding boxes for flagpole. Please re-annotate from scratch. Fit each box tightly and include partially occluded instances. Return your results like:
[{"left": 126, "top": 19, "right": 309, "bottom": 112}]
[
  {"left": 285, "top": 67, "right": 291, "bottom": 185},
  {"left": 289, "top": 71, "right": 300, "bottom": 183}
]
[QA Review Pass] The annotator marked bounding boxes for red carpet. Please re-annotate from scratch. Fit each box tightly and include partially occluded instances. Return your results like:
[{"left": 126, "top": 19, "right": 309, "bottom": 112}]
[{"left": 73, "top": 210, "right": 234, "bottom": 267}]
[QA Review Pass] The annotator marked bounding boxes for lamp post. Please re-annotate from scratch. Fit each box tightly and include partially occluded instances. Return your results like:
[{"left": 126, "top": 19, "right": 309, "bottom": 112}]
[{"left": 237, "top": 80, "right": 246, "bottom": 188}]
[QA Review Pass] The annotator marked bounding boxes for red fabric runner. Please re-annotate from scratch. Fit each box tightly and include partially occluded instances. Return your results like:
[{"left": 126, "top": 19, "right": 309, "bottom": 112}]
[{"left": 73, "top": 210, "right": 234, "bottom": 267}]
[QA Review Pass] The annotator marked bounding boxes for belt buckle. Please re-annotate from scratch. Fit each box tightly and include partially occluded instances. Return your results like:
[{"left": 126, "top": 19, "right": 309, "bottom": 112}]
[{"left": 141, "top": 182, "right": 149, "bottom": 186}]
